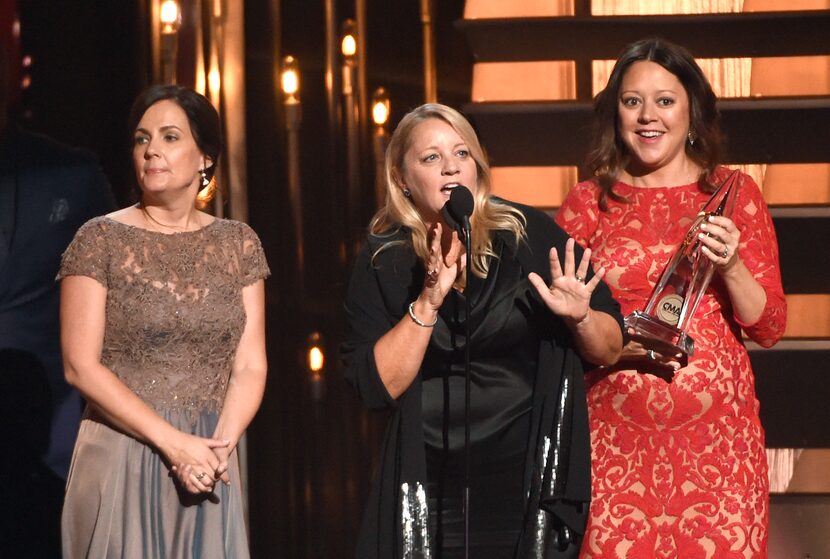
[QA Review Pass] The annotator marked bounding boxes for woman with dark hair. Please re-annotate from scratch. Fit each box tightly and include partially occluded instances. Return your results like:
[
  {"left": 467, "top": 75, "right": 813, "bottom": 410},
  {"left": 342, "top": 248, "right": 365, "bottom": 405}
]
[
  {"left": 555, "top": 38, "right": 786, "bottom": 558},
  {"left": 342, "top": 103, "right": 624, "bottom": 558},
  {"left": 59, "top": 85, "right": 269, "bottom": 557}
]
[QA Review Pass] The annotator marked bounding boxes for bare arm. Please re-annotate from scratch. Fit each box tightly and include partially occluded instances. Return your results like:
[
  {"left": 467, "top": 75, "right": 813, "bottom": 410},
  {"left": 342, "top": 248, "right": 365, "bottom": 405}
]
[
  {"left": 208, "top": 280, "right": 268, "bottom": 484},
  {"left": 374, "top": 224, "right": 463, "bottom": 399},
  {"left": 60, "top": 275, "right": 228, "bottom": 493}
]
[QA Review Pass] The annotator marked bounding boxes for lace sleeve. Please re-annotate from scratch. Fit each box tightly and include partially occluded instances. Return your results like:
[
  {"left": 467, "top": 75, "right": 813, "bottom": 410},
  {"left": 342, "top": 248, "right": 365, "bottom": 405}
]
[
  {"left": 732, "top": 172, "right": 787, "bottom": 347},
  {"left": 56, "top": 217, "right": 111, "bottom": 288},
  {"left": 555, "top": 180, "right": 601, "bottom": 248},
  {"left": 238, "top": 222, "right": 271, "bottom": 286}
]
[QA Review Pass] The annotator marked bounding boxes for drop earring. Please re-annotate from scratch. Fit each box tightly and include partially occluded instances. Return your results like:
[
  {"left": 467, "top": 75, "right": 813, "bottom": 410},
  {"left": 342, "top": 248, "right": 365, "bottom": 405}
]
[
  {"left": 403, "top": 189, "right": 412, "bottom": 198},
  {"left": 199, "top": 169, "right": 209, "bottom": 188},
  {"left": 687, "top": 130, "right": 697, "bottom": 146}
]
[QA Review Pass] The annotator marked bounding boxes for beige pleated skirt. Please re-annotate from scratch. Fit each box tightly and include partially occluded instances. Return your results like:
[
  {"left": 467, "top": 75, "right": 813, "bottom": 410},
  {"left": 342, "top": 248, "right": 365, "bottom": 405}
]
[{"left": 61, "top": 409, "right": 250, "bottom": 558}]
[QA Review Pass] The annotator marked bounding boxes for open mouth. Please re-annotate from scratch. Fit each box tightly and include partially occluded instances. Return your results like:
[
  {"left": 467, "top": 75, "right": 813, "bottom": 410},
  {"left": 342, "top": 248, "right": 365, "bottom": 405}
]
[
  {"left": 637, "top": 130, "right": 664, "bottom": 138},
  {"left": 441, "top": 183, "right": 461, "bottom": 193}
]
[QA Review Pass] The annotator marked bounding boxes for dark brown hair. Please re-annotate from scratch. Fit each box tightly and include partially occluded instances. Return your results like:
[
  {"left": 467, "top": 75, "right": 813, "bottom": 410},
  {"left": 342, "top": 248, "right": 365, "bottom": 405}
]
[
  {"left": 128, "top": 85, "right": 222, "bottom": 188},
  {"left": 587, "top": 37, "right": 724, "bottom": 210}
]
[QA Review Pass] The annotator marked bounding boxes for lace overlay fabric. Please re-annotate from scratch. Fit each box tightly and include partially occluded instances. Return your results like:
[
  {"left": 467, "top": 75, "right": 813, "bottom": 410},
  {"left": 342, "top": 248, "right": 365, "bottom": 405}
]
[
  {"left": 556, "top": 168, "right": 785, "bottom": 559},
  {"left": 58, "top": 216, "right": 270, "bottom": 418}
]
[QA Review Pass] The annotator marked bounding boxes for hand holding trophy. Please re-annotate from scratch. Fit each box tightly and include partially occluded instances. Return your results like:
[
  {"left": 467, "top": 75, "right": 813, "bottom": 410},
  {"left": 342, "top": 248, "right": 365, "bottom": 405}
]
[{"left": 624, "top": 170, "right": 740, "bottom": 376}]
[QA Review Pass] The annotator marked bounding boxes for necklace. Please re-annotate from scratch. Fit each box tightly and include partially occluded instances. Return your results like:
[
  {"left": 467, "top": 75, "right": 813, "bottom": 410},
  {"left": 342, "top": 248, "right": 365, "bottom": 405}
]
[{"left": 138, "top": 203, "right": 197, "bottom": 232}]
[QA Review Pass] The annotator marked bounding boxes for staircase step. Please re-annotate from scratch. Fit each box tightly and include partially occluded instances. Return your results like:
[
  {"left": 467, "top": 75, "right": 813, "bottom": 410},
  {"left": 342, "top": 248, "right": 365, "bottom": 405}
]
[
  {"left": 457, "top": 11, "right": 830, "bottom": 63},
  {"left": 750, "top": 342, "right": 830, "bottom": 447},
  {"left": 773, "top": 209, "right": 830, "bottom": 294},
  {"left": 464, "top": 97, "right": 830, "bottom": 167}
]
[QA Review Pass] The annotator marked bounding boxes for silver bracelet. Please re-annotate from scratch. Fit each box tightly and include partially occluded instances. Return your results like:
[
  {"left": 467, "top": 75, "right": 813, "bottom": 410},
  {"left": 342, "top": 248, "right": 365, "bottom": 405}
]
[{"left": 408, "top": 301, "right": 438, "bottom": 327}]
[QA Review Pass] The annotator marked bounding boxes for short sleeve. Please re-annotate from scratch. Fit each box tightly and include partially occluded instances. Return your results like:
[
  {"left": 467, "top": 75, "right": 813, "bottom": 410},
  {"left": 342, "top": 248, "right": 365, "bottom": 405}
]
[
  {"left": 555, "top": 180, "right": 601, "bottom": 248},
  {"left": 238, "top": 222, "right": 270, "bottom": 286},
  {"left": 57, "top": 217, "right": 111, "bottom": 288}
]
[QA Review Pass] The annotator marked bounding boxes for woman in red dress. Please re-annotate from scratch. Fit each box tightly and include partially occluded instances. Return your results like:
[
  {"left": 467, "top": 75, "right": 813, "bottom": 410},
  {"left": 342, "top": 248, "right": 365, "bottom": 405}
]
[{"left": 555, "top": 38, "right": 786, "bottom": 558}]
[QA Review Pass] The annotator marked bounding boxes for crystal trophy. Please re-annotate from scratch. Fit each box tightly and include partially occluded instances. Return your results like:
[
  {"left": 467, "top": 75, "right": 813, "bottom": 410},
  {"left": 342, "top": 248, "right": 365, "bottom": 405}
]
[{"left": 624, "top": 170, "right": 740, "bottom": 368}]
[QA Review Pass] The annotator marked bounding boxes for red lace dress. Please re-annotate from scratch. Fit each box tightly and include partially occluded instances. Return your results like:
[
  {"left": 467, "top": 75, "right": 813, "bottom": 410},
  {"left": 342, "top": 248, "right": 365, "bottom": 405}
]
[{"left": 555, "top": 167, "right": 786, "bottom": 559}]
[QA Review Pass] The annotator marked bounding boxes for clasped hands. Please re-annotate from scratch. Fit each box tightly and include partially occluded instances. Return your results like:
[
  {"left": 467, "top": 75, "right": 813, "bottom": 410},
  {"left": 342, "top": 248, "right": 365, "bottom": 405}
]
[{"left": 164, "top": 431, "right": 234, "bottom": 495}]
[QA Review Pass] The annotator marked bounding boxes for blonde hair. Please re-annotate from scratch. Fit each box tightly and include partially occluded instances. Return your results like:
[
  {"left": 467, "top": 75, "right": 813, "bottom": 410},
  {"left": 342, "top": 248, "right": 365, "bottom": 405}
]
[{"left": 370, "top": 103, "right": 525, "bottom": 277}]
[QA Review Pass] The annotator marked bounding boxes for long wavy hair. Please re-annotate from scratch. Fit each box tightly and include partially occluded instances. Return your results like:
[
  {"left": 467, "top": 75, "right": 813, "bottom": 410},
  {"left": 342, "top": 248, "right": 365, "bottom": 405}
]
[
  {"left": 370, "top": 103, "right": 525, "bottom": 278},
  {"left": 587, "top": 37, "right": 725, "bottom": 210}
]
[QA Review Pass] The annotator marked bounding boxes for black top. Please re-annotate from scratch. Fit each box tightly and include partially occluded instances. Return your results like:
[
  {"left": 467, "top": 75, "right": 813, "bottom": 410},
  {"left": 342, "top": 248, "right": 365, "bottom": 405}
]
[{"left": 341, "top": 199, "right": 624, "bottom": 558}]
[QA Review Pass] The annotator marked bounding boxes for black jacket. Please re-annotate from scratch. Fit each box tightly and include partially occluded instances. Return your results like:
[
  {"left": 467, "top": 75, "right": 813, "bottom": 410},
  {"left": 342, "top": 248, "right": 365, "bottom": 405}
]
[{"left": 341, "top": 200, "right": 623, "bottom": 558}]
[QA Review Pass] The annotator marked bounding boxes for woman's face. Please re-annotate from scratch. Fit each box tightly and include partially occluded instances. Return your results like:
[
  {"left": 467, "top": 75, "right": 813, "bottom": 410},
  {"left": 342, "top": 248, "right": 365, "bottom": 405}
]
[
  {"left": 398, "top": 118, "right": 478, "bottom": 227},
  {"left": 132, "top": 99, "right": 208, "bottom": 197},
  {"left": 617, "top": 60, "right": 691, "bottom": 175}
]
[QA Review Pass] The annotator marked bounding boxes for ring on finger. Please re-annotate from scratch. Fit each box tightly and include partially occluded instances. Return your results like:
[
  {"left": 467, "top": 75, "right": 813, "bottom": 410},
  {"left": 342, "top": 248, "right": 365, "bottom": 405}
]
[
  {"left": 574, "top": 274, "right": 585, "bottom": 284},
  {"left": 720, "top": 246, "right": 729, "bottom": 259},
  {"left": 195, "top": 472, "right": 207, "bottom": 481},
  {"left": 646, "top": 349, "right": 656, "bottom": 360}
]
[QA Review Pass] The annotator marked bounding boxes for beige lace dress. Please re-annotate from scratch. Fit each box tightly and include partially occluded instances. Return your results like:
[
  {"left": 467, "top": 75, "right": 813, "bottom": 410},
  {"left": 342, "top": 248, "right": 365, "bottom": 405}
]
[{"left": 58, "top": 216, "right": 270, "bottom": 558}]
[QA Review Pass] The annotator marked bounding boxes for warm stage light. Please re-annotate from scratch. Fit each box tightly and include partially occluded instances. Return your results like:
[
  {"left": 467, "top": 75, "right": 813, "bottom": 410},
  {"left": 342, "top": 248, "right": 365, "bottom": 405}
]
[
  {"left": 307, "top": 332, "right": 325, "bottom": 373},
  {"left": 340, "top": 19, "right": 358, "bottom": 60},
  {"left": 341, "top": 35, "right": 357, "bottom": 58},
  {"left": 281, "top": 55, "right": 300, "bottom": 99},
  {"left": 160, "top": 0, "right": 181, "bottom": 34},
  {"left": 371, "top": 87, "right": 390, "bottom": 126}
]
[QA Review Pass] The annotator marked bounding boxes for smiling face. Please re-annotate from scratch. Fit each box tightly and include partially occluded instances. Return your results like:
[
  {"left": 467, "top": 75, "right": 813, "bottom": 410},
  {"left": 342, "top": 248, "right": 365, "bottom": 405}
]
[
  {"left": 618, "top": 60, "right": 692, "bottom": 177},
  {"left": 398, "top": 117, "right": 478, "bottom": 226},
  {"left": 132, "top": 99, "right": 209, "bottom": 198}
]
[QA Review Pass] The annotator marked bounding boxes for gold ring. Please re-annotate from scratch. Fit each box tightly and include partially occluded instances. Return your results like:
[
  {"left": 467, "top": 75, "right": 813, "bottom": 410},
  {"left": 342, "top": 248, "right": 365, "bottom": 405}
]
[
  {"left": 195, "top": 472, "right": 206, "bottom": 481},
  {"left": 575, "top": 274, "right": 584, "bottom": 284},
  {"left": 721, "top": 246, "right": 729, "bottom": 259}
]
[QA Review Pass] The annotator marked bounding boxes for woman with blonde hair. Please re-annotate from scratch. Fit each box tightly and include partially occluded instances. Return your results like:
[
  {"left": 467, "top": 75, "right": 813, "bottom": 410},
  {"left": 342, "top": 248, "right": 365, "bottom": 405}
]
[{"left": 342, "top": 103, "right": 624, "bottom": 558}]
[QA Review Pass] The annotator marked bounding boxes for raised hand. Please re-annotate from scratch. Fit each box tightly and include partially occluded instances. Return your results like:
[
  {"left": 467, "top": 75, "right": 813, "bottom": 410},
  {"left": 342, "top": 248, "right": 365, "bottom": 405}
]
[
  {"left": 528, "top": 238, "right": 605, "bottom": 324},
  {"left": 418, "top": 222, "right": 464, "bottom": 311}
]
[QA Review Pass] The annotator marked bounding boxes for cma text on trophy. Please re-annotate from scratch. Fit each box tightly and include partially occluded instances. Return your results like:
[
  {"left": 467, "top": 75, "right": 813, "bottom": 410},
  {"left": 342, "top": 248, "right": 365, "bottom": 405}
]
[{"left": 624, "top": 169, "right": 741, "bottom": 369}]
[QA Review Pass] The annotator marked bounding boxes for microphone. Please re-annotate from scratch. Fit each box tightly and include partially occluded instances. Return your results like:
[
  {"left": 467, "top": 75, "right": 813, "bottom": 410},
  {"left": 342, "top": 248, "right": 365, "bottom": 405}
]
[{"left": 440, "top": 185, "right": 474, "bottom": 241}]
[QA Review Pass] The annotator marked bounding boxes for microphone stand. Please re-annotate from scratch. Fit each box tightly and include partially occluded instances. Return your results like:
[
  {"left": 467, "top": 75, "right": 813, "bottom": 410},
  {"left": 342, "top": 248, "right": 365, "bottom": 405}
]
[{"left": 462, "top": 216, "right": 472, "bottom": 559}]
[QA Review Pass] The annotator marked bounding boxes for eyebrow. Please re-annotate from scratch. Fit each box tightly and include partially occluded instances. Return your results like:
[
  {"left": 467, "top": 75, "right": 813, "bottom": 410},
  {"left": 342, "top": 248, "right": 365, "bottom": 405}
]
[
  {"left": 419, "top": 141, "right": 467, "bottom": 152},
  {"left": 620, "top": 89, "right": 679, "bottom": 95},
  {"left": 134, "top": 124, "right": 184, "bottom": 134}
]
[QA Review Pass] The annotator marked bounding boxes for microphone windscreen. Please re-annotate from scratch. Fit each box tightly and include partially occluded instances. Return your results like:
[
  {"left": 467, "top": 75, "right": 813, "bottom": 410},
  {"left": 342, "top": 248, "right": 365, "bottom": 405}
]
[{"left": 447, "top": 185, "right": 474, "bottom": 222}]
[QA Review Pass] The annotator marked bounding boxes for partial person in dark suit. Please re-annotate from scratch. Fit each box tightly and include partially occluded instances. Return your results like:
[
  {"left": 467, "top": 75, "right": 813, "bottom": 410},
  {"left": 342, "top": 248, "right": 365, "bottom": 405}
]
[
  {"left": 0, "top": 45, "right": 115, "bottom": 484},
  {"left": 0, "top": 348, "right": 63, "bottom": 558}
]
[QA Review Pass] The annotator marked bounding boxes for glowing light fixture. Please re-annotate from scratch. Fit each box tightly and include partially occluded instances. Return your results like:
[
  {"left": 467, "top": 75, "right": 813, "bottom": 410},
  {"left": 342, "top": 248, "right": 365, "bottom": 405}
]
[
  {"left": 281, "top": 55, "right": 300, "bottom": 101},
  {"left": 340, "top": 19, "right": 357, "bottom": 61},
  {"left": 160, "top": 0, "right": 181, "bottom": 34},
  {"left": 371, "top": 87, "right": 390, "bottom": 127}
]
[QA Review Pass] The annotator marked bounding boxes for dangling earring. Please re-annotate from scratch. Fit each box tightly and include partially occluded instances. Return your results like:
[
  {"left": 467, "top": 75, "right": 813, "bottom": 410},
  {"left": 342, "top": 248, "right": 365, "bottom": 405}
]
[
  {"left": 687, "top": 130, "right": 697, "bottom": 146},
  {"left": 199, "top": 169, "right": 209, "bottom": 188},
  {"left": 403, "top": 189, "right": 412, "bottom": 198}
]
